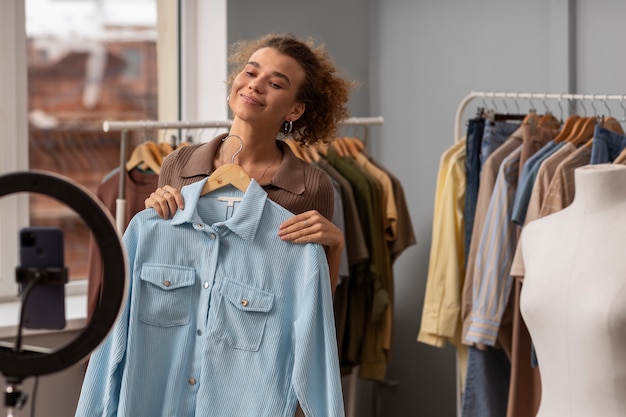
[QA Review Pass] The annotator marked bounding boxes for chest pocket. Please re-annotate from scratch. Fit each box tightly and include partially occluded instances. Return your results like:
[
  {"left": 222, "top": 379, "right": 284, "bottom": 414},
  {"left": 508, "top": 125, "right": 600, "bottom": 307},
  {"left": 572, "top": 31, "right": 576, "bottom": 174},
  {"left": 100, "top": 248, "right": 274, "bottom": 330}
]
[
  {"left": 213, "top": 279, "right": 274, "bottom": 351},
  {"left": 138, "top": 264, "right": 196, "bottom": 327}
]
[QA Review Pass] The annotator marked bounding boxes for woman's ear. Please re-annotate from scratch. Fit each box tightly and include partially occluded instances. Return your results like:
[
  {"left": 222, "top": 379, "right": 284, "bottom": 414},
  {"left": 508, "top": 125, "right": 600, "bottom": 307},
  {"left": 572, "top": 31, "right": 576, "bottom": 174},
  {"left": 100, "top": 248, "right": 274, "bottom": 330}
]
[{"left": 290, "top": 102, "right": 306, "bottom": 122}]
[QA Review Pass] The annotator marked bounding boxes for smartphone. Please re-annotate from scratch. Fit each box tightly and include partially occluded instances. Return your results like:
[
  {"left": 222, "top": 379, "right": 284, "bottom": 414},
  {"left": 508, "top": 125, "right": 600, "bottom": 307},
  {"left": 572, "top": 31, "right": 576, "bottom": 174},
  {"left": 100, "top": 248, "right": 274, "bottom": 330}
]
[{"left": 19, "top": 227, "right": 67, "bottom": 330}]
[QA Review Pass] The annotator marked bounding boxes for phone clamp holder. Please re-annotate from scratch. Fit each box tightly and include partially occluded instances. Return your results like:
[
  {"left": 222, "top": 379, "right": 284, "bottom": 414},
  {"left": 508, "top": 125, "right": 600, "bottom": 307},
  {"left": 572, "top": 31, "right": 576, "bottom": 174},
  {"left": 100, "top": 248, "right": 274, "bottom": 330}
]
[{"left": 15, "top": 267, "right": 69, "bottom": 287}]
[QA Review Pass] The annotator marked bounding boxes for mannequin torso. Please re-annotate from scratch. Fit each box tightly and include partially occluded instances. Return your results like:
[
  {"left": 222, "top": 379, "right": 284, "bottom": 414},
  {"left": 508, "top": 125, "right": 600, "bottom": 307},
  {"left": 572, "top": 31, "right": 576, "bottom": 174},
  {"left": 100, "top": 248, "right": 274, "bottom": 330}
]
[{"left": 520, "top": 164, "right": 626, "bottom": 417}]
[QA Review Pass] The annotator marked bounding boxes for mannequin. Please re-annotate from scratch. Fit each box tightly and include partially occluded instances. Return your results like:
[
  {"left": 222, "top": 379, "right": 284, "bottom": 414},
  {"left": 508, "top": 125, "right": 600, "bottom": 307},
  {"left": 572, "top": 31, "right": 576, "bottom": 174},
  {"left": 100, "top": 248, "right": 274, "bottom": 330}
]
[{"left": 520, "top": 164, "right": 626, "bottom": 417}]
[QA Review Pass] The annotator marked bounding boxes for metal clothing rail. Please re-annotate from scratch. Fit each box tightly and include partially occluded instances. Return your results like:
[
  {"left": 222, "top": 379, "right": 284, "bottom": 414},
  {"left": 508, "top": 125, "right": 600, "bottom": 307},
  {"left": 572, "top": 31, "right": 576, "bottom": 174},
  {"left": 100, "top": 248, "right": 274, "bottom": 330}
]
[
  {"left": 455, "top": 91, "right": 626, "bottom": 141},
  {"left": 102, "top": 116, "right": 384, "bottom": 232}
]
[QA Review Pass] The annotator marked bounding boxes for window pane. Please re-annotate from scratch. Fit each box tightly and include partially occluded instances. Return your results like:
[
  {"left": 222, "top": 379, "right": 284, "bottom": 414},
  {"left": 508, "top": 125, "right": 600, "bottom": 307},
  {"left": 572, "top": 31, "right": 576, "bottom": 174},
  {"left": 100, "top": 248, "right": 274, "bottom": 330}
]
[{"left": 26, "top": 0, "right": 158, "bottom": 280}]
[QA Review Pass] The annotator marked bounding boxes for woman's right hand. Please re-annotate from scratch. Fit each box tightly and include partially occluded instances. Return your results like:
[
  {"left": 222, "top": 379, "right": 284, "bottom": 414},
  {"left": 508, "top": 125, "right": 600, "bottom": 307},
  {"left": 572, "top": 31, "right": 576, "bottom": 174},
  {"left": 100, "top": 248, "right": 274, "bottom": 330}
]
[{"left": 145, "top": 185, "right": 185, "bottom": 219}]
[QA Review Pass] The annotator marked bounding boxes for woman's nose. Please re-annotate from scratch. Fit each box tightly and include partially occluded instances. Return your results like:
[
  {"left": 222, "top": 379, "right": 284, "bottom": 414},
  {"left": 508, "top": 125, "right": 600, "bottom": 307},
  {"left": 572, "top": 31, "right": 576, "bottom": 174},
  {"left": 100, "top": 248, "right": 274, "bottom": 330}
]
[{"left": 248, "top": 79, "right": 261, "bottom": 93}]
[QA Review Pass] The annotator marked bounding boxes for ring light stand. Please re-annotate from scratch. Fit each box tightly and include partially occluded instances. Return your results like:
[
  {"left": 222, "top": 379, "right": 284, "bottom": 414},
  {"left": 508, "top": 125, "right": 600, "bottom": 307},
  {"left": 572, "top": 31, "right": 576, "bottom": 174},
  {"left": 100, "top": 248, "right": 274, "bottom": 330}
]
[{"left": 0, "top": 171, "right": 127, "bottom": 416}]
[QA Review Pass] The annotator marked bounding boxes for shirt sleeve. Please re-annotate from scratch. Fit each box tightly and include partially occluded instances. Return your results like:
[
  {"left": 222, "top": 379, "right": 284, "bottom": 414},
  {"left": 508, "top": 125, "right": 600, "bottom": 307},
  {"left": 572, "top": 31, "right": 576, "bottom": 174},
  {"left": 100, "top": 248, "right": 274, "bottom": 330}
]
[
  {"left": 74, "top": 222, "right": 138, "bottom": 417},
  {"left": 292, "top": 246, "right": 345, "bottom": 417}
]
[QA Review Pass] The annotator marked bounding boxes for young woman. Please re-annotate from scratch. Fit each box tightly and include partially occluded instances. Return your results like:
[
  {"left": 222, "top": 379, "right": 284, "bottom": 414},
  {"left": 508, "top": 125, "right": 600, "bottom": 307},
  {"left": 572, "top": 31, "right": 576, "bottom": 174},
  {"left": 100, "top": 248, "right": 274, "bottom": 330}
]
[{"left": 145, "top": 34, "right": 354, "bottom": 289}]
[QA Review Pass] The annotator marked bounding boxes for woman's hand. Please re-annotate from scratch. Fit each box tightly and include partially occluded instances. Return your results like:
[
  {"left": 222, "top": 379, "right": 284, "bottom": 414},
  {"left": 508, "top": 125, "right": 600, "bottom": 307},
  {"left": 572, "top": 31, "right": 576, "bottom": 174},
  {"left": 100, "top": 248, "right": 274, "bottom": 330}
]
[
  {"left": 144, "top": 185, "right": 185, "bottom": 219},
  {"left": 278, "top": 210, "right": 344, "bottom": 290}
]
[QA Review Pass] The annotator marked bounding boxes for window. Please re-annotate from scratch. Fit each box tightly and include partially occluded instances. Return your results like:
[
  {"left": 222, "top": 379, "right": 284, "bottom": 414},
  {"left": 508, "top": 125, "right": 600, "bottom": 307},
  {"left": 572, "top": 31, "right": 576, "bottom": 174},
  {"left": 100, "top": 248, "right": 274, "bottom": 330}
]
[{"left": 25, "top": 0, "right": 158, "bottom": 281}]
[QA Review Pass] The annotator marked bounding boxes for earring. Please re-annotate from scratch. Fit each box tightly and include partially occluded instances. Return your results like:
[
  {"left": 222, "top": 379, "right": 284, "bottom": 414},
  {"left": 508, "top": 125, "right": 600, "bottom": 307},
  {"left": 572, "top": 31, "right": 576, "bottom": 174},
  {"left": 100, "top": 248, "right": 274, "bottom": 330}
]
[
  {"left": 226, "top": 94, "right": 230, "bottom": 103},
  {"left": 283, "top": 120, "right": 293, "bottom": 135}
]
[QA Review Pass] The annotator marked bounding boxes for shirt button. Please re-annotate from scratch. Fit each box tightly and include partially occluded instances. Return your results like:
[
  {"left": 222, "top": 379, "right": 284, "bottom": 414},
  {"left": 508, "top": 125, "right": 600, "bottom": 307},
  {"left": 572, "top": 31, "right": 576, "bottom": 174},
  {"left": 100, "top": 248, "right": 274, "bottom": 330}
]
[
  {"left": 189, "top": 377, "right": 197, "bottom": 385},
  {"left": 194, "top": 223, "right": 203, "bottom": 230},
  {"left": 197, "top": 329, "right": 202, "bottom": 336},
  {"left": 240, "top": 299, "right": 249, "bottom": 307},
  {"left": 203, "top": 282, "right": 209, "bottom": 289},
  {"left": 163, "top": 280, "right": 171, "bottom": 287},
  {"left": 210, "top": 233, "right": 217, "bottom": 240}
]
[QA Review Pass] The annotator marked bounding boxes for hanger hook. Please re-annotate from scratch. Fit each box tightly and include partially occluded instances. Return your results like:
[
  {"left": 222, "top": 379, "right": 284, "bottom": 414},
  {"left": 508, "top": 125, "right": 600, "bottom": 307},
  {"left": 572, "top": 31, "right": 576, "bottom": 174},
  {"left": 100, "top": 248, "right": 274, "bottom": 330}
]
[
  {"left": 589, "top": 98, "right": 597, "bottom": 116},
  {"left": 557, "top": 94, "right": 564, "bottom": 122},
  {"left": 489, "top": 94, "right": 498, "bottom": 113},
  {"left": 620, "top": 96, "right": 626, "bottom": 122},
  {"left": 602, "top": 96, "right": 611, "bottom": 117},
  {"left": 222, "top": 134, "right": 244, "bottom": 163},
  {"left": 579, "top": 99, "right": 587, "bottom": 117},
  {"left": 528, "top": 96, "right": 536, "bottom": 112},
  {"left": 514, "top": 93, "right": 520, "bottom": 114},
  {"left": 542, "top": 97, "right": 550, "bottom": 114}
]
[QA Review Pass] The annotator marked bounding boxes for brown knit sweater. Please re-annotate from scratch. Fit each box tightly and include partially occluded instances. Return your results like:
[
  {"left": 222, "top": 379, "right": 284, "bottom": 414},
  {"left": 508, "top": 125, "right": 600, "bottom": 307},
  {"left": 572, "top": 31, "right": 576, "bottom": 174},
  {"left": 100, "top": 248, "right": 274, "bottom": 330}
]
[{"left": 158, "top": 135, "right": 334, "bottom": 221}]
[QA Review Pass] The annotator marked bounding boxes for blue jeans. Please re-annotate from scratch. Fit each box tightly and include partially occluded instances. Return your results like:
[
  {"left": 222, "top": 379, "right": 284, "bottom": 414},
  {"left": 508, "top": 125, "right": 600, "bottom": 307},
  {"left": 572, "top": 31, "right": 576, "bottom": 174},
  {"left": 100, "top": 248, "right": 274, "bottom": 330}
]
[
  {"left": 481, "top": 121, "right": 520, "bottom": 168},
  {"left": 590, "top": 124, "right": 626, "bottom": 164},
  {"left": 461, "top": 345, "right": 511, "bottom": 417},
  {"left": 464, "top": 117, "right": 485, "bottom": 266}
]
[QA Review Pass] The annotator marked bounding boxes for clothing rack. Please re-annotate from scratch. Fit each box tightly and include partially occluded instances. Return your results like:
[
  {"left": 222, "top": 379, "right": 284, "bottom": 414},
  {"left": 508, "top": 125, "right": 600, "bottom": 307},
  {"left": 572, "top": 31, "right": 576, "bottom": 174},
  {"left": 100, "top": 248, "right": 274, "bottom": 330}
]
[
  {"left": 452, "top": 90, "right": 626, "bottom": 417},
  {"left": 102, "top": 116, "right": 384, "bottom": 233},
  {"left": 455, "top": 91, "right": 626, "bottom": 141}
]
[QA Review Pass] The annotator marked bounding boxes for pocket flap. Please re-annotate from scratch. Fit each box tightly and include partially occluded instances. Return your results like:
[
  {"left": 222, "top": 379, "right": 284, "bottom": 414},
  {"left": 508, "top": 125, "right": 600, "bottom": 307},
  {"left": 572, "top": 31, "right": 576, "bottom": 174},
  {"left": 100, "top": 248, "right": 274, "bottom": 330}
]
[
  {"left": 220, "top": 279, "right": 274, "bottom": 313},
  {"left": 140, "top": 264, "right": 195, "bottom": 290}
]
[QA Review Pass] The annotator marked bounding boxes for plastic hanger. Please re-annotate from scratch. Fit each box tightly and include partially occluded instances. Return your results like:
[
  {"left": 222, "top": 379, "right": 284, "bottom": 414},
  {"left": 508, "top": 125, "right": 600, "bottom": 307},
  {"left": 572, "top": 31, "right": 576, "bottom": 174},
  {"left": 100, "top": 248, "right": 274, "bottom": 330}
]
[{"left": 201, "top": 135, "right": 250, "bottom": 195}]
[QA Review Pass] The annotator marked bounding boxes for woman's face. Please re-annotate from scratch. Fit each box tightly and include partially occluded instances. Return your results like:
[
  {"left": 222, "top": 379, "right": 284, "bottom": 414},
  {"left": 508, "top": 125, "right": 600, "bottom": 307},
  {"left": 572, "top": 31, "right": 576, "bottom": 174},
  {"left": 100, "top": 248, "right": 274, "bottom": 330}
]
[{"left": 229, "top": 47, "right": 306, "bottom": 129}]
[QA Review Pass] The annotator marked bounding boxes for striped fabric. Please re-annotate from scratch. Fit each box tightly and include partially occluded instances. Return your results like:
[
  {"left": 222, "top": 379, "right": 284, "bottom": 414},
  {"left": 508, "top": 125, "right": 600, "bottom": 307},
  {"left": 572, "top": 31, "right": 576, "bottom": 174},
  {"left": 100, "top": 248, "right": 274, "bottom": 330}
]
[
  {"left": 75, "top": 179, "right": 344, "bottom": 417},
  {"left": 466, "top": 147, "right": 522, "bottom": 346}
]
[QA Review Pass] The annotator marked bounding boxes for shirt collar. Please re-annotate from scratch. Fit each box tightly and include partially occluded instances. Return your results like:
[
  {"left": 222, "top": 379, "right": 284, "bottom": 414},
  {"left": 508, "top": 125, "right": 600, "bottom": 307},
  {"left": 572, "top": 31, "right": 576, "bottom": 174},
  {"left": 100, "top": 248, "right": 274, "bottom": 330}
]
[
  {"left": 180, "top": 135, "right": 305, "bottom": 195},
  {"left": 171, "top": 178, "right": 268, "bottom": 242}
]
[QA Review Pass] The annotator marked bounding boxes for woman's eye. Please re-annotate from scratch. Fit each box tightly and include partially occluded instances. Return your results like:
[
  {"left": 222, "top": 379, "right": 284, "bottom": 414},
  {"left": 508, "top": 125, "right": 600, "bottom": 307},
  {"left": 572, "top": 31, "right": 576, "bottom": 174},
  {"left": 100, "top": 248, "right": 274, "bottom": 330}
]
[{"left": 270, "top": 82, "right": 282, "bottom": 89}]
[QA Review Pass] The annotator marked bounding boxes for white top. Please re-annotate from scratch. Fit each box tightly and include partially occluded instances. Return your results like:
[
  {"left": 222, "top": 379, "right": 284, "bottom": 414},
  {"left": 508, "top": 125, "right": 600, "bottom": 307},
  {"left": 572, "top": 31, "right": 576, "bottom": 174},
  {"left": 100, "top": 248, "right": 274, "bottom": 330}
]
[{"left": 520, "top": 164, "right": 626, "bottom": 417}]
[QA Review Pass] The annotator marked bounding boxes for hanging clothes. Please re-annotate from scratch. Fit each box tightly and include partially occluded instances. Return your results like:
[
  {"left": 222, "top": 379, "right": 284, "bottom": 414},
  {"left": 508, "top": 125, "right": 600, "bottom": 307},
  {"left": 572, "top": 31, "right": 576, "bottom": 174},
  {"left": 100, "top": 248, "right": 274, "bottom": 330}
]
[{"left": 313, "top": 139, "right": 415, "bottom": 381}]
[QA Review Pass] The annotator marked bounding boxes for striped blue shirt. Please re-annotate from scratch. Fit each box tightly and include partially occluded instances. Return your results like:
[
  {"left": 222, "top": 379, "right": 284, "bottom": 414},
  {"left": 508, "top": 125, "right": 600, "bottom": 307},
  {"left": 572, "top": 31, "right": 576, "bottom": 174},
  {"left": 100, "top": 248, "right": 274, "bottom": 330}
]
[
  {"left": 466, "top": 147, "right": 521, "bottom": 346},
  {"left": 75, "top": 179, "right": 344, "bottom": 417}
]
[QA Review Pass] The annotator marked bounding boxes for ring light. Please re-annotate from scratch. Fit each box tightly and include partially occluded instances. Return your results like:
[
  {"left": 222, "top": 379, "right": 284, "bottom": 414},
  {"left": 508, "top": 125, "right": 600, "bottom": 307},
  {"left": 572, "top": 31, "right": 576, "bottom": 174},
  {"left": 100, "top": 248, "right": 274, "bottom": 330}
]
[{"left": 0, "top": 171, "right": 126, "bottom": 379}]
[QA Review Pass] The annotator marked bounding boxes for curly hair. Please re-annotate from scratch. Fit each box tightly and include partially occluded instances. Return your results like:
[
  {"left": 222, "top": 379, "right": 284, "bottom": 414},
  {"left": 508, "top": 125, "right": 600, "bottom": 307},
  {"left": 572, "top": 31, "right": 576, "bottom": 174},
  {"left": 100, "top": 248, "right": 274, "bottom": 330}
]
[{"left": 227, "top": 34, "right": 356, "bottom": 147}]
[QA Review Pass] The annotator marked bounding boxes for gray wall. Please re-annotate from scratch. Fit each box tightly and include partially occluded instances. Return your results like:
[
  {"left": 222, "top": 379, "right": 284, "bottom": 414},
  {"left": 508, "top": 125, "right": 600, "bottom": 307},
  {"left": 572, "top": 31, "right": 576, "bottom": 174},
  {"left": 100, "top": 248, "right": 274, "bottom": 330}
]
[
  {"left": 230, "top": 1, "right": 626, "bottom": 416},
  {"left": 8, "top": 2, "right": 625, "bottom": 417}
]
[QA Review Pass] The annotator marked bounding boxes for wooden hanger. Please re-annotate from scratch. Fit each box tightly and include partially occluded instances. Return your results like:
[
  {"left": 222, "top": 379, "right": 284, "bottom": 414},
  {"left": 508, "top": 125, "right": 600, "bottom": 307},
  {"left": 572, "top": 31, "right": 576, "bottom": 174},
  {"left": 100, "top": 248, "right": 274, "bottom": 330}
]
[
  {"left": 601, "top": 116, "right": 625, "bottom": 135},
  {"left": 330, "top": 138, "right": 349, "bottom": 157},
  {"left": 158, "top": 142, "right": 174, "bottom": 157},
  {"left": 538, "top": 112, "right": 561, "bottom": 130},
  {"left": 340, "top": 137, "right": 363, "bottom": 157},
  {"left": 553, "top": 114, "right": 580, "bottom": 142},
  {"left": 569, "top": 116, "right": 596, "bottom": 146},
  {"left": 201, "top": 135, "right": 250, "bottom": 195},
  {"left": 522, "top": 109, "right": 540, "bottom": 126},
  {"left": 296, "top": 143, "right": 315, "bottom": 164},
  {"left": 306, "top": 145, "right": 321, "bottom": 163},
  {"left": 283, "top": 137, "right": 306, "bottom": 160},
  {"left": 126, "top": 142, "right": 163, "bottom": 174}
]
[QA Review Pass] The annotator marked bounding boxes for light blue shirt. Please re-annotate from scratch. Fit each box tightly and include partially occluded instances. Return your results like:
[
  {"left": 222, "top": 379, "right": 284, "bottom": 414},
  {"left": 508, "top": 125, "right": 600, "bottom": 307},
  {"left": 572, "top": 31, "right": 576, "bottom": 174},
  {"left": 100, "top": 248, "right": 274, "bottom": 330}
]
[{"left": 75, "top": 179, "right": 344, "bottom": 417}]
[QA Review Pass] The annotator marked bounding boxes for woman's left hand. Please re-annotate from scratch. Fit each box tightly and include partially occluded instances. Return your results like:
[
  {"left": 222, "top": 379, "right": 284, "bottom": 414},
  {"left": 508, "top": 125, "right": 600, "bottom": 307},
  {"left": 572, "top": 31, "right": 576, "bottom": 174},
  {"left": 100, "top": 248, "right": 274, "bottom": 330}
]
[
  {"left": 278, "top": 210, "right": 343, "bottom": 248},
  {"left": 279, "top": 210, "right": 344, "bottom": 291}
]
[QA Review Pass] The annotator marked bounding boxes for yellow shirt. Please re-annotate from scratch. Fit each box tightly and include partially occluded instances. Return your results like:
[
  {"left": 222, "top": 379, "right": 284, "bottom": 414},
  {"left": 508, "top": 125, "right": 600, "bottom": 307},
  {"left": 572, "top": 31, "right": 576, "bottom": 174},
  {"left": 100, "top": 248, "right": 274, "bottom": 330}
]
[{"left": 417, "top": 140, "right": 466, "bottom": 348}]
